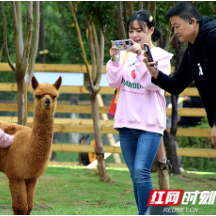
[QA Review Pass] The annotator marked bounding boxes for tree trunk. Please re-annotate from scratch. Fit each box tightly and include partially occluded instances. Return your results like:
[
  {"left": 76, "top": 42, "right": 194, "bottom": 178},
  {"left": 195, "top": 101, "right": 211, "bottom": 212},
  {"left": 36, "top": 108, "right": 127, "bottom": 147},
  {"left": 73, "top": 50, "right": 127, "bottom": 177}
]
[
  {"left": 90, "top": 94, "right": 107, "bottom": 181},
  {"left": 1, "top": 2, "right": 40, "bottom": 126},
  {"left": 148, "top": 1, "right": 156, "bottom": 20},
  {"left": 163, "top": 130, "right": 180, "bottom": 174},
  {"left": 97, "top": 94, "right": 121, "bottom": 164},
  {"left": 170, "top": 37, "right": 183, "bottom": 136},
  {"left": 117, "top": 2, "right": 126, "bottom": 39},
  {"left": 149, "top": 1, "right": 156, "bottom": 46},
  {"left": 129, "top": 1, "right": 134, "bottom": 17},
  {"left": 69, "top": 2, "right": 107, "bottom": 181},
  {"left": 138, "top": 1, "right": 143, "bottom": 10},
  {"left": 0, "top": 44, "right": 3, "bottom": 62},
  {"left": 147, "top": 2, "right": 150, "bottom": 11},
  {"left": 163, "top": 35, "right": 183, "bottom": 175},
  {"left": 151, "top": 159, "right": 158, "bottom": 172},
  {"left": 122, "top": 2, "right": 127, "bottom": 32},
  {"left": 16, "top": 77, "right": 28, "bottom": 125}
]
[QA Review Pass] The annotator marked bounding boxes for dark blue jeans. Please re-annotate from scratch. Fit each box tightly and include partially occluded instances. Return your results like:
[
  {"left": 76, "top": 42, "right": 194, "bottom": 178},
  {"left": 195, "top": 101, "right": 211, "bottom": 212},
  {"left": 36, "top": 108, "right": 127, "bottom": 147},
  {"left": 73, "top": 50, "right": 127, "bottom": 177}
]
[{"left": 119, "top": 128, "right": 161, "bottom": 215}]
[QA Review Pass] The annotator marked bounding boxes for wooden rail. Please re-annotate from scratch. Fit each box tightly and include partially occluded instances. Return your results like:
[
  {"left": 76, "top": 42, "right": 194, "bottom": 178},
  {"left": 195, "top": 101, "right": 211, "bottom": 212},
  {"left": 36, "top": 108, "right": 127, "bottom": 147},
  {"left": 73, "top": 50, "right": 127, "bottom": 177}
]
[
  {"left": 0, "top": 83, "right": 199, "bottom": 96},
  {"left": 0, "top": 119, "right": 210, "bottom": 137},
  {"left": 0, "top": 105, "right": 206, "bottom": 117},
  {"left": 48, "top": 161, "right": 128, "bottom": 168},
  {"left": 51, "top": 144, "right": 216, "bottom": 158},
  {"left": 0, "top": 62, "right": 175, "bottom": 74}
]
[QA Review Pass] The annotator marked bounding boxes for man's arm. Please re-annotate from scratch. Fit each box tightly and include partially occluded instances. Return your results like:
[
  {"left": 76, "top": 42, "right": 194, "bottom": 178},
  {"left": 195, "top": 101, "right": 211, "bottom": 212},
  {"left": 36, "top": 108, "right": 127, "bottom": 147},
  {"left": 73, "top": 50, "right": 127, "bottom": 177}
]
[
  {"left": 144, "top": 48, "right": 191, "bottom": 95},
  {"left": 208, "top": 28, "right": 216, "bottom": 147},
  {"left": 208, "top": 29, "right": 216, "bottom": 125}
]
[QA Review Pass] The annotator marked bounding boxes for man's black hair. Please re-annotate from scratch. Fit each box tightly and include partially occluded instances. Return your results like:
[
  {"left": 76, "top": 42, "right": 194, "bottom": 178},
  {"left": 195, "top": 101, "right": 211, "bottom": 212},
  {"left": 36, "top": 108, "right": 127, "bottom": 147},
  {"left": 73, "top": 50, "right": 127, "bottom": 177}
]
[{"left": 166, "top": 2, "right": 201, "bottom": 22}]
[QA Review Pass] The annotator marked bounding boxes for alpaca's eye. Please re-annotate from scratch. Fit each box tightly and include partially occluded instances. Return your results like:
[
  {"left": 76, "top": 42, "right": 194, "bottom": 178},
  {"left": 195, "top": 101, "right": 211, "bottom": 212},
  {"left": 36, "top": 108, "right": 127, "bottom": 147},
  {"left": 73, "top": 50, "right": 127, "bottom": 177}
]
[
  {"left": 52, "top": 96, "right": 56, "bottom": 100},
  {"left": 37, "top": 95, "right": 42, "bottom": 99}
]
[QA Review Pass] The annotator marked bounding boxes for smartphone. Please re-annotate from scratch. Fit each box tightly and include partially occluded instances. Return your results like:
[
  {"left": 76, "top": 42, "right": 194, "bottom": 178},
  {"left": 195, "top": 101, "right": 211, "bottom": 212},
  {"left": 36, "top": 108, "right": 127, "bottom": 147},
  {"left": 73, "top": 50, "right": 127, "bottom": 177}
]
[
  {"left": 113, "top": 39, "right": 131, "bottom": 51},
  {"left": 144, "top": 43, "right": 155, "bottom": 67}
]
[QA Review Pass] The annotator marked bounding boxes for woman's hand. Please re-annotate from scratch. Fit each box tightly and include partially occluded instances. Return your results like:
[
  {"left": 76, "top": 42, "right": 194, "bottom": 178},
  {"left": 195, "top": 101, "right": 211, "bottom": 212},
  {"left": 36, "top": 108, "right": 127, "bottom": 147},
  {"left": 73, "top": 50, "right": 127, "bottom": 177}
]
[
  {"left": 110, "top": 41, "right": 120, "bottom": 60},
  {"left": 143, "top": 51, "right": 159, "bottom": 79},
  {"left": 128, "top": 39, "right": 142, "bottom": 56}
]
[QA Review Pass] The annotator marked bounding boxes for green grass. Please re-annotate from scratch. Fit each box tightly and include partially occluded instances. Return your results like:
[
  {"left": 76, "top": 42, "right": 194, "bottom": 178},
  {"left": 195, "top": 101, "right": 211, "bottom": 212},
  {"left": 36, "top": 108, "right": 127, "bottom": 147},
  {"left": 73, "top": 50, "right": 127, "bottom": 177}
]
[{"left": 0, "top": 166, "right": 216, "bottom": 215}]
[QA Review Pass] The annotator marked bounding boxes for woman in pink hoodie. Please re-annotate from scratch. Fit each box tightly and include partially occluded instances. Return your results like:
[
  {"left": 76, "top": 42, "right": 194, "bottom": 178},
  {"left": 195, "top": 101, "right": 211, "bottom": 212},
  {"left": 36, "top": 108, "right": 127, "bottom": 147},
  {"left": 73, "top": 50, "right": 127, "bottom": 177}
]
[
  {"left": 0, "top": 128, "right": 13, "bottom": 148},
  {"left": 106, "top": 10, "right": 173, "bottom": 214}
]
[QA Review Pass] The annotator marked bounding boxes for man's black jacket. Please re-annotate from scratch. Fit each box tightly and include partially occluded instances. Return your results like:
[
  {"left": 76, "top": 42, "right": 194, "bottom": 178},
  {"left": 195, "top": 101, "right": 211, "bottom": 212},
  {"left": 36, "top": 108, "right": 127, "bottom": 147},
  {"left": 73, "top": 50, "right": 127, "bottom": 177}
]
[{"left": 152, "top": 16, "right": 216, "bottom": 127}]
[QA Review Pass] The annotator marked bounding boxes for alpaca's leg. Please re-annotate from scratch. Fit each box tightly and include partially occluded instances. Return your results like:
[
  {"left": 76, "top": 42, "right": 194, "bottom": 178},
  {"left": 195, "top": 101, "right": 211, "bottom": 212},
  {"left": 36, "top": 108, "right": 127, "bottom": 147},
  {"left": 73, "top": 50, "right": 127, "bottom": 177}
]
[
  {"left": 26, "top": 178, "right": 38, "bottom": 215},
  {"left": 9, "top": 179, "right": 28, "bottom": 215}
]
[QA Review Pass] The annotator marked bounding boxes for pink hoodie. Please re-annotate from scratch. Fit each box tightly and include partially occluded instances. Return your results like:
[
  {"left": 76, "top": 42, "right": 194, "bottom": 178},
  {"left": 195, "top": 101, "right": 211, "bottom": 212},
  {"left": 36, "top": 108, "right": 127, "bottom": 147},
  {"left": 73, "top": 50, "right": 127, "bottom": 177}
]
[
  {"left": 0, "top": 128, "right": 13, "bottom": 148},
  {"left": 106, "top": 48, "right": 173, "bottom": 135}
]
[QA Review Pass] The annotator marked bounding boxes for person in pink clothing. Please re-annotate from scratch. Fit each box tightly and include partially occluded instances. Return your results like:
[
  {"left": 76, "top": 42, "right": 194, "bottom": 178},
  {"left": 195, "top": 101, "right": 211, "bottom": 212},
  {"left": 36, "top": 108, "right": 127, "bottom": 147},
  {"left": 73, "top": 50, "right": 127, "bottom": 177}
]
[
  {"left": 0, "top": 128, "right": 13, "bottom": 148},
  {"left": 106, "top": 10, "right": 173, "bottom": 214}
]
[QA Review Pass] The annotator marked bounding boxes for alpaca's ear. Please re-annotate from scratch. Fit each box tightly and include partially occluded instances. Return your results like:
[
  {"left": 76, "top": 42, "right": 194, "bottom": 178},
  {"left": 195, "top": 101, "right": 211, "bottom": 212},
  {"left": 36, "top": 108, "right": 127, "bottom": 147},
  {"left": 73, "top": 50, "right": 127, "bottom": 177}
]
[
  {"left": 31, "top": 75, "right": 39, "bottom": 90},
  {"left": 53, "top": 76, "right": 62, "bottom": 90}
]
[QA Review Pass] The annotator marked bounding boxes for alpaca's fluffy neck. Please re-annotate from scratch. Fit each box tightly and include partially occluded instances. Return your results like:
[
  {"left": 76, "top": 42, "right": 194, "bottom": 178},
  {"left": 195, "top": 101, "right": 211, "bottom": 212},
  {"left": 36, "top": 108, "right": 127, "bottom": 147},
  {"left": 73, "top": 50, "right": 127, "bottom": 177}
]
[{"left": 31, "top": 111, "right": 54, "bottom": 151}]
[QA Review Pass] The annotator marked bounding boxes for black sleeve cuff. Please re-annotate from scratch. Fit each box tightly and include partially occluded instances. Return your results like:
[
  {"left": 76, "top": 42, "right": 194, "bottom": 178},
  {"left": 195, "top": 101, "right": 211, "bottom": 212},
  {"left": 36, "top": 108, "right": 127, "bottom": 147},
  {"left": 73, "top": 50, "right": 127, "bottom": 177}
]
[{"left": 151, "top": 70, "right": 163, "bottom": 85}]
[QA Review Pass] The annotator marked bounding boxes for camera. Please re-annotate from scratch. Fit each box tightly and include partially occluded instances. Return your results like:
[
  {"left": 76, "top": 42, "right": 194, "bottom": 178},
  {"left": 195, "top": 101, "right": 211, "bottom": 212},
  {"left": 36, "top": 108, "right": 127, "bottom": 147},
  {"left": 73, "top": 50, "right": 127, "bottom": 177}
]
[{"left": 113, "top": 39, "right": 131, "bottom": 51}]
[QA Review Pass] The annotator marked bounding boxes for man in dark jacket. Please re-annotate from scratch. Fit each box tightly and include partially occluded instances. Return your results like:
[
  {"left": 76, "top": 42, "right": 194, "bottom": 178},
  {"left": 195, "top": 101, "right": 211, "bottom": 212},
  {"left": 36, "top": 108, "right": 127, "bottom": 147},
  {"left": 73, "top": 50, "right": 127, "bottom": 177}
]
[{"left": 143, "top": 1, "right": 216, "bottom": 146}]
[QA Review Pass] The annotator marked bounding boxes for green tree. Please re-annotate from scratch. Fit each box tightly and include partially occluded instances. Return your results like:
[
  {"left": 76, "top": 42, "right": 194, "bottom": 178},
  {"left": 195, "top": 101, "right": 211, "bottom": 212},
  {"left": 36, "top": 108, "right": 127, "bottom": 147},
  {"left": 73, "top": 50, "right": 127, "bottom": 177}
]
[
  {"left": 1, "top": 1, "right": 40, "bottom": 125},
  {"left": 69, "top": 1, "right": 117, "bottom": 181}
]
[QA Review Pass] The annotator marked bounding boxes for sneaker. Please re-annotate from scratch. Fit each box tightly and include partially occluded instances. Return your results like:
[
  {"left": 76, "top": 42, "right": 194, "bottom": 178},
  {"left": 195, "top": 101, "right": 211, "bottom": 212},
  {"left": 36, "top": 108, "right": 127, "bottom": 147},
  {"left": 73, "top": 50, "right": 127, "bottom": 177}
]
[{"left": 157, "top": 160, "right": 172, "bottom": 190}]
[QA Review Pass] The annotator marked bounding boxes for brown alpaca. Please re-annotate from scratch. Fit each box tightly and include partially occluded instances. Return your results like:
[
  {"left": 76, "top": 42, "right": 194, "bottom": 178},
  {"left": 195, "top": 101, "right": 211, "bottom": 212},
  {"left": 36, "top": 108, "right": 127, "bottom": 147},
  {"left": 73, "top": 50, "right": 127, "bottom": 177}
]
[{"left": 0, "top": 75, "right": 62, "bottom": 215}]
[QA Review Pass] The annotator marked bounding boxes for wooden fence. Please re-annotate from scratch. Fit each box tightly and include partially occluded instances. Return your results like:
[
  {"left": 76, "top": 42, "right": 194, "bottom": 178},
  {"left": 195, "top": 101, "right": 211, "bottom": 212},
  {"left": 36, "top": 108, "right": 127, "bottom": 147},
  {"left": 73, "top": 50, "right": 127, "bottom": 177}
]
[{"left": 1, "top": 63, "right": 216, "bottom": 158}]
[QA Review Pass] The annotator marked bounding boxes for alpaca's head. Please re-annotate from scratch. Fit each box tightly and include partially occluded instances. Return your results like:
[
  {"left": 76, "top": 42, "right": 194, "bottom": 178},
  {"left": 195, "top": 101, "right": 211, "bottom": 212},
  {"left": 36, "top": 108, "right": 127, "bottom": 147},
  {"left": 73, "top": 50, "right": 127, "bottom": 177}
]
[{"left": 31, "top": 75, "right": 62, "bottom": 116}]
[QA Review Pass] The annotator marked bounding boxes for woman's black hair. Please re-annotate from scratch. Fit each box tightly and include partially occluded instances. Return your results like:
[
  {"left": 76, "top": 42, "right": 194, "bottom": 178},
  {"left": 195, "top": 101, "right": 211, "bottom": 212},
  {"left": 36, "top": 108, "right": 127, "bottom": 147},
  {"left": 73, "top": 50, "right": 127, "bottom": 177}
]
[{"left": 126, "top": 10, "right": 161, "bottom": 42}]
